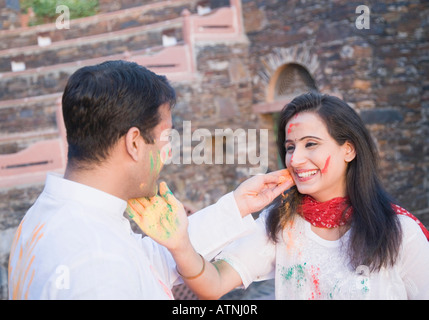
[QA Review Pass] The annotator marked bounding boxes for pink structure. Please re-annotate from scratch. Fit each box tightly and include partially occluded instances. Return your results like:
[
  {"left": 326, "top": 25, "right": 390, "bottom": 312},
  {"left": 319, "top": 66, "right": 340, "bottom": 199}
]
[
  {"left": 128, "top": 44, "right": 195, "bottom": 81},
  {"left": 183, "top": 0, "right": 243, "bottom": 40},
  {"left": 0, "top": 97, "right": 67, "bottom": 188}
]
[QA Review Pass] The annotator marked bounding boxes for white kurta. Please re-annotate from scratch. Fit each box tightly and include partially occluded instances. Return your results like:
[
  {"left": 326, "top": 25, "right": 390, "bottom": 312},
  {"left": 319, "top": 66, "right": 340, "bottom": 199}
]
[
  {"left": 216, "top": 210, "right": 429, "bottom": 299},
  {"left": 8, "top": 173, "right": 256, "bottom": 300}
]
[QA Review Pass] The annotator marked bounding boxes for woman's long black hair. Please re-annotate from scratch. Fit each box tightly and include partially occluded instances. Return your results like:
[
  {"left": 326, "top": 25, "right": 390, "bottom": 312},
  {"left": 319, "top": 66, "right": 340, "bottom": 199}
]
[{"left": 266, "top": 92, "right": 402, "bottom": 272}]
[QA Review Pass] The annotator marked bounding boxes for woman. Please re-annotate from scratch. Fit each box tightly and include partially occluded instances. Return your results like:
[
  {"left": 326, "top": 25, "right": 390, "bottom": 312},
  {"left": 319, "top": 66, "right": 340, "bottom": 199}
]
[{"left": 134, "top": 92, "right": 429, "bottom": 299}]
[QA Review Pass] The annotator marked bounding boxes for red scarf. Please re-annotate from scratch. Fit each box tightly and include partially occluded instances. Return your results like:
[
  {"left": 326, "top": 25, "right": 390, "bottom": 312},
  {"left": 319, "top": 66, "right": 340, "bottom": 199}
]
[
  {"left": 301, "top": 195, "right": 352, "bottom": 228},
  {"left": 301, "top": 195, "right": 429, "bottom": 241}
]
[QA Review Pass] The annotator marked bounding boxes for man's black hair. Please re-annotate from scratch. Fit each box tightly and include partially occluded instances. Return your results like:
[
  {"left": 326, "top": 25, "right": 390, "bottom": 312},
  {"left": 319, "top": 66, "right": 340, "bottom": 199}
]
[{"left": 62, "top": 60, "right": 176, "bottom": 167}]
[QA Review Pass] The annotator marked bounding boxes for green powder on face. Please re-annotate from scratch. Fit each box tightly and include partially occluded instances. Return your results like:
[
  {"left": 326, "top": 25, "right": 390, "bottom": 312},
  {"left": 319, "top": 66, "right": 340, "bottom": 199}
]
[{"left": 149, "top": 151, "right": 154, "bottom": 173}]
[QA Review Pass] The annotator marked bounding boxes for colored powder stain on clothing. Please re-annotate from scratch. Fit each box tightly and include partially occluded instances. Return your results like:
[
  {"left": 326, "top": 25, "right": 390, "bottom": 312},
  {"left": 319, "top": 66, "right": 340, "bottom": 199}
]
[
  {"left": 280, "top": 263, "right": 323, "bottom": 299},
  {"left": 150, "top": 265, "right": 174, "bottom": 299},
  {"left": 360, "top": 278, "right": 370, "bottom": 294},
  {"left": 281, "top": 263, "right": 307, "bottom": 288},
  {"left": 328, "top": 281, "right": 340, "bottom": 299},
  {"left": 321, "top": 155, "right": 331, "bottom": 174},
  {"left": 9, "top": 222, "right": 45, "bottom": 299},
  {"left": 309, "top": 265, "right": 321, "bottom": 299},
  {"left": 285, "top": 230, "right": 295, "bottom": 253}
]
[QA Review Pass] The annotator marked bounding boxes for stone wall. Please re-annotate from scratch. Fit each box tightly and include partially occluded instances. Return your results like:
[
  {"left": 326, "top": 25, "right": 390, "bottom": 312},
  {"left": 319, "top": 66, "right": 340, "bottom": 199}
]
[
  {"left": 0, "top": 0, "right": 428, "bottom": 299},
  {"left": 0, "top": 0, "right": 21, "bottom": 30},
  {"left": 241, "top": 0, "right": 429, "bottom": 225}
]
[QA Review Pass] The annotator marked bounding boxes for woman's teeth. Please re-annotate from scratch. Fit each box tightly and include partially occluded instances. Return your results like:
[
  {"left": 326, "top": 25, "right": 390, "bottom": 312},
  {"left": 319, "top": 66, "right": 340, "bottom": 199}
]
[{"left": 297, "top": 170, "right": 318, "bottom": 178}]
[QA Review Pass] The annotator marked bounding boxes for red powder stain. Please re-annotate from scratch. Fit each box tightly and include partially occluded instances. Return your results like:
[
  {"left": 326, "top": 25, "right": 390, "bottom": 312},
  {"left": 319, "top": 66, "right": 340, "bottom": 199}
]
[
  {"left": 309, "top": 265, "right": 321, "bottom": 300},
  {"left": 290, "top": 154, "right": 294, "bottom": 165},
  {"left": 287, "top": 122, "right": 300, "bottom": 134},
  {"left": 321, "top": 156, "right": 331, "bottom": 174}
]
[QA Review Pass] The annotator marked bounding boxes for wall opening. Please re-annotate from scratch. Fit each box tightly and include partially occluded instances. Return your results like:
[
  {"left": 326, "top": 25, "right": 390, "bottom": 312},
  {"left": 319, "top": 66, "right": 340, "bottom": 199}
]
[
  {"left": 268, "top": 63, "right": 318, "bottom": 102},
  {"left": 268, "top": 63, "right": 318, "bottom": 169}
]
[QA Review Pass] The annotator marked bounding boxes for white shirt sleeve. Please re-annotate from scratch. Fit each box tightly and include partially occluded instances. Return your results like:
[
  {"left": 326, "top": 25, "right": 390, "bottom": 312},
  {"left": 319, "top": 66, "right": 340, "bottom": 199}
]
[
  {"left": 398, "top": 215, "right": 429, "bottom": 299},
  {"left": 188, "top": 192, "right": 256, "bottom": 260},
  {"left": 215, "top": 210, "right": 276, "bottom": 289},
  {"left": 145, "top": 192, "right": 257, "bottom": 288}
]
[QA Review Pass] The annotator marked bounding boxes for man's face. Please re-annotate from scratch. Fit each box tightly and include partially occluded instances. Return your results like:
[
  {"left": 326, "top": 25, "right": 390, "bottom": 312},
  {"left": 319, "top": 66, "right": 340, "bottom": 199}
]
[{"left": 136, "top": 103, "right": 173, "bottom": 197}]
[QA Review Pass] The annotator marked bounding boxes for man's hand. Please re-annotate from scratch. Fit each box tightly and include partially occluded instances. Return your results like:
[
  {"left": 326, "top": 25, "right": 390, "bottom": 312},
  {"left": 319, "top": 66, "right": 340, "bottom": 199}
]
[
  {"left": 233, "top": 169, "right": 294, "bottom": 217},
  {"left": 126, "top": 182, "right": 188, "bottom": 251}
]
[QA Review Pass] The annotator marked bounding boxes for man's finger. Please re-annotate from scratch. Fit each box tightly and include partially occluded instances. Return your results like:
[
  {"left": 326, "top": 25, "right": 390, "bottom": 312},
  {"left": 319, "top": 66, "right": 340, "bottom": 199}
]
[{"left": 159, "top": 181, "right": 182, "bottom": 209}]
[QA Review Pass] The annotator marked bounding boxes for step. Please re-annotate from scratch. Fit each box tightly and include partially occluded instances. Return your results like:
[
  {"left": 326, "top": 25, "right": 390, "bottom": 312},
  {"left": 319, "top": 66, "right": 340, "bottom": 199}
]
[
  {"left": 0, "top": 0, "right": 196, "bottom": 50},
  {"left": 0, "top": 1, "right": 244, "bottom": 73},
  {"left": 0, "top": 43, "right": 194, "bottom": 100},
  {"left": 0, "top": 18, "right": 184, "bottom": 72},
  {"left": 0, "top": 93, "right": 64, "bottom": 152}
]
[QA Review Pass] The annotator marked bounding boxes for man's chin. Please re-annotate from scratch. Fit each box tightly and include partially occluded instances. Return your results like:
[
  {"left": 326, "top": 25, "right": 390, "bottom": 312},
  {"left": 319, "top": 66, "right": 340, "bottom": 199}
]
[{"left": 136, "top": 183, "right": 158, "bottom": 198}]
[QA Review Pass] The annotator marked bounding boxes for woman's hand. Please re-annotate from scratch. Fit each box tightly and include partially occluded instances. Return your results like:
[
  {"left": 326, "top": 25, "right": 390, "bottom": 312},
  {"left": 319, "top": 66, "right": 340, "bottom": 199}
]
[{"left": 233, "top": 169, "right": 294, "bottom": 217}]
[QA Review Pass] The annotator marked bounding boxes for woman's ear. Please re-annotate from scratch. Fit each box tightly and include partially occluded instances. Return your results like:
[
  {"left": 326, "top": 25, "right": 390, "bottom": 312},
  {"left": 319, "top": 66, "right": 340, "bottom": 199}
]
[
  {"left": 125, "top": 127, "right": 142, "bottom": 161},
  {"left": 344, "top": 141, "right": 356, "bottom": 163}
]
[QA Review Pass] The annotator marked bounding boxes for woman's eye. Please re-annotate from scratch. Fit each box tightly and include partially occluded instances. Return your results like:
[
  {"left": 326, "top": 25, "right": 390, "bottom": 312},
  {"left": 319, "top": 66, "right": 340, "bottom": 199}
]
[
  {"left": 286, "top": 145, "right": 295, "bottom": 153},
  {"left": 305, "top": 142, "right": 318, "bottom": 148}
]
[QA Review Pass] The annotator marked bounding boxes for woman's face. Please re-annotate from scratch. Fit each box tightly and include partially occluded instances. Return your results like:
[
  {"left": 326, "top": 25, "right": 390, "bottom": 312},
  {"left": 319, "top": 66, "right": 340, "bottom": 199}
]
[{"left": 284, "top": 112, "right": 355, "bottom": 202}]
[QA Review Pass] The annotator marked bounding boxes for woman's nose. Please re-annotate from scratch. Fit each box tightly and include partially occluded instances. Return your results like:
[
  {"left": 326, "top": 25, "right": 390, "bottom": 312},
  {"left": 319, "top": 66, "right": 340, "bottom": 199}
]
[{"left": 289, "top": 148, "right": 307, "bottom": 167}]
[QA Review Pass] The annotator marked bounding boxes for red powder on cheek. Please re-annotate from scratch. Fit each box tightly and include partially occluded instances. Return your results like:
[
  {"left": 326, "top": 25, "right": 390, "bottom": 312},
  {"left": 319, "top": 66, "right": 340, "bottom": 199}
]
[{"left": 321, "top": 156, "right": 331, "bottom": 174}]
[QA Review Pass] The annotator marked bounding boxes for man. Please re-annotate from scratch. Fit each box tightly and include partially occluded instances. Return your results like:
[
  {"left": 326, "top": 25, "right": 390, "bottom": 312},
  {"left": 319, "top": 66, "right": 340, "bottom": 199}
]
[{"left": 8, "top": 61, "right": 292, "bottom": 299}]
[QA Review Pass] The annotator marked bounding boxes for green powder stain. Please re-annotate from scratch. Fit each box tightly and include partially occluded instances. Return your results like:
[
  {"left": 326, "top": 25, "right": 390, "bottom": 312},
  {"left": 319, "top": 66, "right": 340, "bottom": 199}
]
[
  {"left": 281, "top": 263, "right": 307, "bottom": 288},
  {"left": 361, "top": 278, "right": 369, "bottom": 294},
  {"left": 155, "top": 150, "right": 162, "bottom": 174},
  {"left": 328, "top": 281, "right": 340, "bottom": 299},
  {"left": 125, "top": 207, "right": 134, "bottom": 219},
  {"left": 149, "top": 151, "right": 154, "bottom": 173}
]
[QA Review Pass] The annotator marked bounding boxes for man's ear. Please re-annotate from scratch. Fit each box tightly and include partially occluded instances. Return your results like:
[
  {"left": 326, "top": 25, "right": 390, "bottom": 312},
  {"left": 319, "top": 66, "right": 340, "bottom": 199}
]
[{"left": 125, "top": 127, "right": 143, "bottom": 161}]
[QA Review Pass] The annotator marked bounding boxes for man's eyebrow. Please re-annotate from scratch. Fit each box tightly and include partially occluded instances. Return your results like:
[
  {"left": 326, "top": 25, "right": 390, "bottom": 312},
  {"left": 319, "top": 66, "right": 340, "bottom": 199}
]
[{"left": 285, "top": 136, "right": 323, "bottom": 143}]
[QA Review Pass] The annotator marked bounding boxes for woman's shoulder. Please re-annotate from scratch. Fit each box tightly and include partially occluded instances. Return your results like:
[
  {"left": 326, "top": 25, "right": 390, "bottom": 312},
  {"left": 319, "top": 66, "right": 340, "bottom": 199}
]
[{"left": 393, "top": 204, "right": 429, "bottom": 242}]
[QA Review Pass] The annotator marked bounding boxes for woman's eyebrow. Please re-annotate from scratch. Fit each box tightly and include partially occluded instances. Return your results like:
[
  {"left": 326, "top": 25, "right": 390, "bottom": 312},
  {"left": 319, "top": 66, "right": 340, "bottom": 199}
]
[{"left": 285, "top": 135, "right": 323, "bottom": 143}]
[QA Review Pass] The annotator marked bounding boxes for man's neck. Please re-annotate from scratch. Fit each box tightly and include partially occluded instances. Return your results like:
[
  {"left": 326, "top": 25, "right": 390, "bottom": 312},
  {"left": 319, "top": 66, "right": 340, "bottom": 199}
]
[{"left": 64, "top": 163, "right": 128, "bottom": 201}]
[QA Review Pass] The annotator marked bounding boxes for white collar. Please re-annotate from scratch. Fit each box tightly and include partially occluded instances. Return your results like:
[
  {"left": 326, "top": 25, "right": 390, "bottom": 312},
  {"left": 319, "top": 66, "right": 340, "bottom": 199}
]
[{"left": 43, "top": 173, "right": 128, "bottom": 219}]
